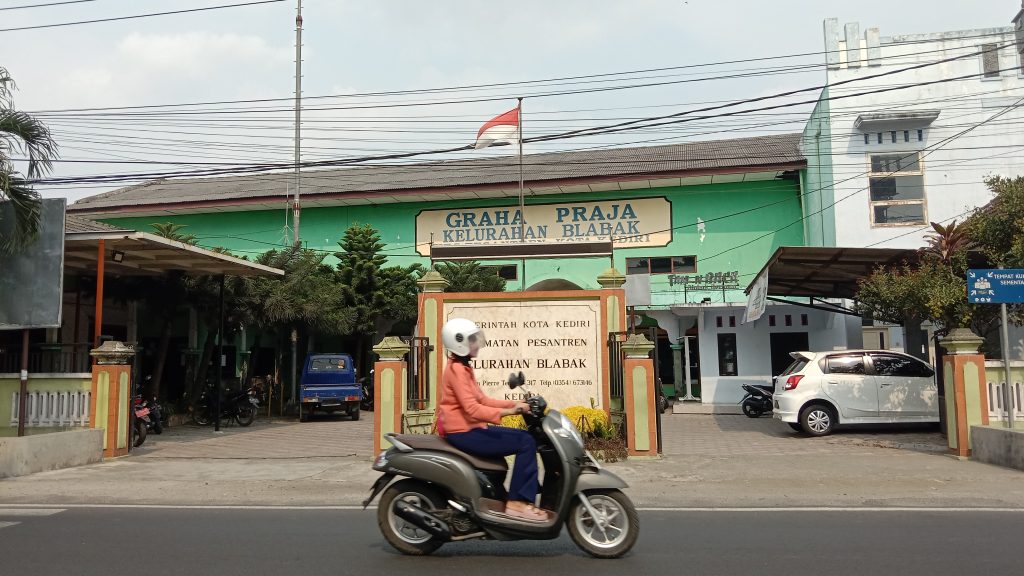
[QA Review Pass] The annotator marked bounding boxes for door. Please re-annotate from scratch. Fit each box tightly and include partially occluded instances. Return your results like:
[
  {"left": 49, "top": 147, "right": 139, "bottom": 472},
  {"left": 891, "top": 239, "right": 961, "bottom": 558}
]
[
  {"left": 820, "top": 353, "right": 878, "bottom": 420},
  {"left": 869, "top": 353, "right": 938, "bottom": 419},
  {"left": 769, "top": 332, "right": 810, "bottom": 377}
]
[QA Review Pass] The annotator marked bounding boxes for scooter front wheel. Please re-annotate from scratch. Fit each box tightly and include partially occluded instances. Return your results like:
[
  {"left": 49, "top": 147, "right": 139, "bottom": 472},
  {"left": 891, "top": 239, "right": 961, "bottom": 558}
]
[
  {"left": 377, "top": 480, "right": 445, "bottom": 556},
  {"left": 568, "top": 490, "right": 639, "bottom": 559}
]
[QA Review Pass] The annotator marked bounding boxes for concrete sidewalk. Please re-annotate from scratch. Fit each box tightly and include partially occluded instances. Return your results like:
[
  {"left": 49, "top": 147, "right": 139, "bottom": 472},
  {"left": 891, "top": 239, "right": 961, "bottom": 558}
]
[{"left": 1, "top": 414, "right": 1021, "bottom": 508}]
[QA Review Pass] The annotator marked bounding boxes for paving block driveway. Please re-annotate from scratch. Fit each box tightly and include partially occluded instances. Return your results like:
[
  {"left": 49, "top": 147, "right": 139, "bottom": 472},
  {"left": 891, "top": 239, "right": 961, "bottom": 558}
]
[{"left": 135, "top": 414, "right": 376, "bottom": 459}]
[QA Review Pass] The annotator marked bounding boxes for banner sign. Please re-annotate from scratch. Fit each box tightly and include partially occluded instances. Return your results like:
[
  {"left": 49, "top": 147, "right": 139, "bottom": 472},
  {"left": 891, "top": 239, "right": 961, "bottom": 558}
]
[
  {"left": 416, "top": 197, "right": 671, "bottom": 256},
  {"left": 442, "top": 299, "right": 603, "bottom": 409},
  {"left": 743, "top": 270, "right": 769, "bottom": 324}
]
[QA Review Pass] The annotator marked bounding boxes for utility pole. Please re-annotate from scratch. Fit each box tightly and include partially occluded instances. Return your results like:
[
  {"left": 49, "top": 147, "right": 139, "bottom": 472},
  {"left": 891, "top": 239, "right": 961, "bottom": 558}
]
[{"left": 292, "top": 0, "right": 303, "bottom": 245}]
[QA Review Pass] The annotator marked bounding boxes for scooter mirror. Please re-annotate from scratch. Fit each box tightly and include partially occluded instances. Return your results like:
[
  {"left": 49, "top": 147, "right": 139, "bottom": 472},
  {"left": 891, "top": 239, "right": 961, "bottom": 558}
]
[{"left": 507, "top": 371, "right": 525, "bottom": 389}]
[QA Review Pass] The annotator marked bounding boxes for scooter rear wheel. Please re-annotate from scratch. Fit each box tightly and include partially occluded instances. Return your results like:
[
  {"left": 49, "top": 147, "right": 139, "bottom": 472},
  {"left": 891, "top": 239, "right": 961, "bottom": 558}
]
[
  {"left": 742, "top": 401, "right": 763, "bottom": 418},
  {"left": 568, "top": 489, "right": 639, "bottom": 559},
  {"left": 377, "top": 480, "right": 445, "bottom": 556}
]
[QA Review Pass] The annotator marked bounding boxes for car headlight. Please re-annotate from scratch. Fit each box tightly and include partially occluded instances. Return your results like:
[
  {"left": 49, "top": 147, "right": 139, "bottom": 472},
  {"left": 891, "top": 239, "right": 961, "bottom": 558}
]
[{"left": 556, "top": 412, "right": 585, "bottom": 448}]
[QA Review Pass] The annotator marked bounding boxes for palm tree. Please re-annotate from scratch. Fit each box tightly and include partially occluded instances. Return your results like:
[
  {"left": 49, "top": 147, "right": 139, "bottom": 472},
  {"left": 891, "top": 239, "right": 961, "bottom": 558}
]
[{"left": 1, "top": 67, "right": 58, "bottom": 255}]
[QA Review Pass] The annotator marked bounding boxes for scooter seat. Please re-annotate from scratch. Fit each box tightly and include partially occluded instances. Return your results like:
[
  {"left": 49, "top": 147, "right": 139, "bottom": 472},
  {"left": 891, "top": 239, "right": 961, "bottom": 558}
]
[{"left": 391, "top": 434, "right": 509, "bottom": 472}]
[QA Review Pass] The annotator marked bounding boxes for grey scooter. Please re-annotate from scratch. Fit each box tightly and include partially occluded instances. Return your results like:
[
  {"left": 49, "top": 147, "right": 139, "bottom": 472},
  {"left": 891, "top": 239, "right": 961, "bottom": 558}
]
[{"left": 363, "top": 373, "right": 639, "bottom": 558}]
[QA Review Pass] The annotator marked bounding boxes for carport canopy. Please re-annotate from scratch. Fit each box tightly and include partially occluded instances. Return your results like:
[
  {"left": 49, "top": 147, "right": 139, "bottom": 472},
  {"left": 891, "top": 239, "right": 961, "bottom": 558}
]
[
  {"left": 64, "top": 215, "right": 283, "bottom": 277},
  {"left": 745, "top": 246, "right": 917, "bottom": 299}
]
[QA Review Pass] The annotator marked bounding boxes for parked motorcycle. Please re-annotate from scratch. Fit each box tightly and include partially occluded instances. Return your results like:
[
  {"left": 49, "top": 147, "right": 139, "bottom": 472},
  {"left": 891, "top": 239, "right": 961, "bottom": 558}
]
[
  {"left": 364, "top": 372, "right": 639, "bottom": 559},
  {"left": 360, "top": 370, "right": 375, "bottom": 412},
  {"left": 740, "top": 383, "right": 774, "bottom": 418},
  {"left": 132, "top": 397, "right": 151, "bottom": 447},
  {"left": 191, "top": 384, "right": 259, "bottom": 427}
]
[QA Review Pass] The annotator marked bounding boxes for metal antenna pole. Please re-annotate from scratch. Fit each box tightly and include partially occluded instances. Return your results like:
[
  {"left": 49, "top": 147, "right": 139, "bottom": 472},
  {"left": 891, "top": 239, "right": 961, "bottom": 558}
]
[
  {"left": 518, "top": 97, "right": 525, "bottom": 291},
  {"left": 292, "top": 0, "right": 303, "bottom": 244}
]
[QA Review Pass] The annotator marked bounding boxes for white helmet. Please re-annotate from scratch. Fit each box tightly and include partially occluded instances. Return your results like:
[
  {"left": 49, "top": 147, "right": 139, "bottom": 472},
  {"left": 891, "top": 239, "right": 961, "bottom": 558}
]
[{"left": 441, "top": 318, "right": 486, "bottom": 357}]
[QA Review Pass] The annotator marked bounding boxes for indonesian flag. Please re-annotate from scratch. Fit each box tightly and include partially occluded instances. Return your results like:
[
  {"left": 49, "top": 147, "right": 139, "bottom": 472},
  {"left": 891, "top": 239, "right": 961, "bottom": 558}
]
[{"left": 474, "top": 106, "right": 520, "bottom": 149}]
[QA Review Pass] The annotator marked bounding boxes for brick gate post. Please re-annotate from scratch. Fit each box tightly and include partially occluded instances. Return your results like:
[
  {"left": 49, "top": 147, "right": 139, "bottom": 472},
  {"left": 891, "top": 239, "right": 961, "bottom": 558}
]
[
  {"left": 622, "top": 333, "right": 659, "bottom": 458},
  {"left": 940, "top": 328, "right": 990, "bottom": 458},
  {"left": 89, "top": 341, "right": 135, "bottom": 458},
  {"left": 372, "top": 336, "right": 410, "bottom": 455}
]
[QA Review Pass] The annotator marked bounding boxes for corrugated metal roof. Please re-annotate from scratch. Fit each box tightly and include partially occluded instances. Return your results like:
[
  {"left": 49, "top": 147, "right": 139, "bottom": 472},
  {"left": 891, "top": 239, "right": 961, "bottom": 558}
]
[
  {"left": 70, "top": 133, "right": 804, "bottom": 212},
  {"left": 65, "top": 214, "right": 129, "bottom": 233}
]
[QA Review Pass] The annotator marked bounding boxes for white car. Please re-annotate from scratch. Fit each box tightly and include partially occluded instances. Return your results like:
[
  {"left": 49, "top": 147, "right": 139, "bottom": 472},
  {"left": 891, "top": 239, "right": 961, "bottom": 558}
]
[{"left": 773, "top": 350, "right": 939, "bottom": 436}]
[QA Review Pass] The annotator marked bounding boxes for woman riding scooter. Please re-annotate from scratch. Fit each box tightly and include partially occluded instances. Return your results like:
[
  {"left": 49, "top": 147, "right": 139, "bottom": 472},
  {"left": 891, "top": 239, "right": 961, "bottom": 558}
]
[{"left": 437, "top": 318, "right": 547, "bottom": 522}]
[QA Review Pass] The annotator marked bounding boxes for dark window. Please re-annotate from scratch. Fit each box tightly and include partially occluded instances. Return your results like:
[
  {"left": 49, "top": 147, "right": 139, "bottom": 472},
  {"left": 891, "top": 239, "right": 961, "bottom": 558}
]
[
  {"left": 784, "top": 315, "right": 792, "bottom": 327},
  {"left": 672, "top": 256, "right": 697, "bottom": 273},
  {"left": 482, "top": 264, "right": 518, "bottom": 281},
  {"left": 801, "top": 314, "right": 809, "bottom": 326},
  {"left": 769, "top": 315, "right": 776, "bottom": 327},
  {"left": 870, "top": 354, "right": 934, "bottom": 377},
  {"left": 729, "top": 317, "right": 736, "bottom": 328},
  {"left": 311, "top": 357, "right": 348, "bottom": 371},
  {"left": 869, "top": 176, "right": 925, "bottom": 202},
  {"left": 716, "top": 316, "right": 723, "bottom": 328},
  {"left": 874, "top": 203, "right": 926, "bottom": 225},
  {"left": 626, "top": 258, "right": 649, "bottom": 275},
  {"left": 650, "top": 257, "right": 673, "bottom": 274},
  {"left": 877, "top": 133, "right": 883, "bottom": 144},
  {"left": 864, "top": 133, "right": 870, "bottom": 145},
  {"left": 717, "top": 333, "right": 738, "bottom": 376},
  {"left": 626, "top": 255, "right": 697, "bottom": 275},
  {"left": 890, "top": 131, "right": 897, "bottom": 143},
  {"left": 871, "top": 153, "right": 921, "bottom": 173},
  {"left": 982, "top": 43, "right": 1000, "bottom": 78},
  {"left": 826, "top": 354, "right": 866, "bottom": 375},
  {"left": 917, "top": 129, "right": 924, "bottom": 141},
  {"left": 904, "top": 130, "right": 910, "bottom": 143},
  {"left": 869, "top": 153, "right": 926, "bottom": 225}
]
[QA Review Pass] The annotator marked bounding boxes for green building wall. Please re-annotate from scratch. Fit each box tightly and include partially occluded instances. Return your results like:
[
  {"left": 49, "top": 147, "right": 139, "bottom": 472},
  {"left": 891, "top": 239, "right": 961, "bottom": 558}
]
[
  {"left": 102, "top": 178, "right": 804, "bottom": 307},
  {"left": 800, "top": 89, "right": 837, "bottom": 247}
]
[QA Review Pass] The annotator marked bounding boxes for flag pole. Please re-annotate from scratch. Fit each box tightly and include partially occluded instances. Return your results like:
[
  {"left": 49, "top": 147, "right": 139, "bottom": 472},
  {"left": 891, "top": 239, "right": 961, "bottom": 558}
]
[{"left": 518, "top": 97, "right": 525, "bottom": 291}]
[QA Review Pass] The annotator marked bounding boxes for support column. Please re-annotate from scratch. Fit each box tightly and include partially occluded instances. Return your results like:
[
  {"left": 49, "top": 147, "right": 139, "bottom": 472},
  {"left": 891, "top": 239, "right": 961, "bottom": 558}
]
[
  {"left": 89, "top": 341, "right": 135, "bottom": 458},
  {"left": 598, "top": 267, "right": 627, "bottom": 411},
  {"left": 940, "top": 328, "right": 990, "bottom": 458},
  {"left": 93, "top": 239, "right": 105, "bottom": 349},
  {"left": 622, "top": 333, "right": 659, "bottom": 458},
  {"left": 372, "top": 336, "right": 410, "bottom": 455},
  {"left": 416, "top": 268, "right": 448, "bottom": 411}
]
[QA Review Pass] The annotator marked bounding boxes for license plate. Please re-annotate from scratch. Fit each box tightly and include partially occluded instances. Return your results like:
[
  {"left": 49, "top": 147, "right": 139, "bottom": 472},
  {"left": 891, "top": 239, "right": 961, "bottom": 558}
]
[{"left": 302, "top": 398, "right": 317, "bottom": 403}]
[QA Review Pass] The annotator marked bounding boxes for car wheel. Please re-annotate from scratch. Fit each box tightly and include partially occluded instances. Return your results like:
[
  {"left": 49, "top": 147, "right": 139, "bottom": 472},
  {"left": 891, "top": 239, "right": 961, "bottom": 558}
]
[
  {"left": 800, "top": 404, "right": 836, "bottom": 436},
  {"left": 788, "top": 423, "right": 803, "bottom": 432}
]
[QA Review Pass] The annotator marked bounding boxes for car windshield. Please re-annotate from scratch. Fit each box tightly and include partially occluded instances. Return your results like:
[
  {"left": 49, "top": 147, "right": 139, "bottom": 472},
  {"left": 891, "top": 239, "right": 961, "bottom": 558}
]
[{"left": 310, "top": 358, "right": 348, "bottom": 371}]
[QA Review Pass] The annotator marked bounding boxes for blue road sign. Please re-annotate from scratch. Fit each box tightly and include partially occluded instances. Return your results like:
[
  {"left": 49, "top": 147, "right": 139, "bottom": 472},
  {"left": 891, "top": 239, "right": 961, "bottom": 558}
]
[{"left": 967, "top": 269, "right": 1024, "bottom": 304}]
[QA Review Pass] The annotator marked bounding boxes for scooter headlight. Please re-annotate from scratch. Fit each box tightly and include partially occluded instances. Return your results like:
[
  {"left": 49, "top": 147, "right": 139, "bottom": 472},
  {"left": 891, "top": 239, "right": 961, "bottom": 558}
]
[{"left": 556, "top": 412, "right": 585, "bottom": 448}]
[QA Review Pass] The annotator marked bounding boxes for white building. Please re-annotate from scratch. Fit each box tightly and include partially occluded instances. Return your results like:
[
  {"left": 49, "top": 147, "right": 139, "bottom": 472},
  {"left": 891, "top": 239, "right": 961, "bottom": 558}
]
[{"left": 800, "top": 18, "right": 1024, "bottom": 362}]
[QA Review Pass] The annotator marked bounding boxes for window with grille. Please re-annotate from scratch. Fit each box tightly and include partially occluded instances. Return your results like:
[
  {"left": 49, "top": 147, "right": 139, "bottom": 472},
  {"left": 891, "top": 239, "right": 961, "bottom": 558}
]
[
  {"left": 625, "top": 255, "right": 697, "bottom": 275},
  {"left": 868, "top": 152, "right": 926, "bottom": 225}
]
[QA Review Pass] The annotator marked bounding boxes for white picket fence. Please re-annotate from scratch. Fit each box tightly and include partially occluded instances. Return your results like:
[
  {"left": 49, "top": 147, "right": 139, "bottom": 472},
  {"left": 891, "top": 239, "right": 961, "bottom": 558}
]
[
  {"left": 9, "top": 390, "right": 91, "bottom": 427},
  {"left": 986, "top": 381, "right": 1024, "bottom": 422}
]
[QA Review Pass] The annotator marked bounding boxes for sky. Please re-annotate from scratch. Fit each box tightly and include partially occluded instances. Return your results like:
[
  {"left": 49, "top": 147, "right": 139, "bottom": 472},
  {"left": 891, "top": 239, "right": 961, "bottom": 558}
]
[{"left": 0, "top": 0, "right": 1017, "bottom": 203}]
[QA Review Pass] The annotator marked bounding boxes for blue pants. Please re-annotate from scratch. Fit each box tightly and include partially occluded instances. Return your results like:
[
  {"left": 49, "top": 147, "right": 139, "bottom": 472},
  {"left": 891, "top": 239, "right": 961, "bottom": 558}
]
[{"left": 446, "top": 426, "right": 538, "bottom": 503}]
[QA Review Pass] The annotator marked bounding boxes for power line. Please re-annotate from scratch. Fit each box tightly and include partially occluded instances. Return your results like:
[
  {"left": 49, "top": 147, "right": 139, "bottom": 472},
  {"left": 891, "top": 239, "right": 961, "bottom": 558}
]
[
  {"left": 0, "top": 0, "right": 97, "bottom": 10},
  {"left": 0, "top": 0, "right": 286, "bottom": 32}
]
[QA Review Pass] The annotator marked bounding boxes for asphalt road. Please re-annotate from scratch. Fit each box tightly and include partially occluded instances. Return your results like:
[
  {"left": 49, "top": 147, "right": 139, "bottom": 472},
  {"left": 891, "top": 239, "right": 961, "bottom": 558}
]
[{"left": 1, "top": 506, "right": 1021, "bottom": 575}]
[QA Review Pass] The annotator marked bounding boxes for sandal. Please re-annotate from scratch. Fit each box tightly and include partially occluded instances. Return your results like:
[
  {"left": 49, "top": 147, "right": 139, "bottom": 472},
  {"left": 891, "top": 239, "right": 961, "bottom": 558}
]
[{"left": 504, "top": 502, "right": 549, "bottom": 522}]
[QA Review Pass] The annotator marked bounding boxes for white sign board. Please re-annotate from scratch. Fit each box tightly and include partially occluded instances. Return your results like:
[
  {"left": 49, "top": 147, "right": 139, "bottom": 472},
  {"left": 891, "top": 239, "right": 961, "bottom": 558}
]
[
  {"left": 416, "top": 197, "right": 671, "bottom": 256},
  {"left": 443, "top": 299, "right": 603, "bottom": 409},
  {"left": 744, "top": 270, "right": 768, "bottom": 324},
  {"left": 624, "top": 273, "right": 651, "bottom": 306}
]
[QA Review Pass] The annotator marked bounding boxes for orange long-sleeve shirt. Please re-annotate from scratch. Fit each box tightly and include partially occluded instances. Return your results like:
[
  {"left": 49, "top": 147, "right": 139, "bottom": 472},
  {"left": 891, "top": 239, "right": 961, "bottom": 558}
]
[{"left": 437, "top": 358, "right": 516, "bottom": 435}]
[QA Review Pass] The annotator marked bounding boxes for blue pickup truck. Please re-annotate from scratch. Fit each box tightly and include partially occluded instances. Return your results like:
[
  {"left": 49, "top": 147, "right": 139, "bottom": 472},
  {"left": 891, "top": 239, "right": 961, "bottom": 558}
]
[{"left": 300, "top": 353, "right": 361, "bottom": 422}]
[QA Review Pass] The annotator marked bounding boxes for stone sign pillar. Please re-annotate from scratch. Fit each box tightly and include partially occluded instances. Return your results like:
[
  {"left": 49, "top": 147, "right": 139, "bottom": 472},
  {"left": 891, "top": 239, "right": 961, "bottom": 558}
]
[
  {"left": 89, "top": 341, "right": 134, "bottom": 458},
  {"left": 940, "top": 328, "right": 990, "bottom": 458},
  {"left": 417, "top": 268, "right": 448, "bottom": 411},
  {"left": 622, "top": 333, "right": 659, "bottom": 458},
  {"left": 597, "top": 267, "right": 626, "bottom": 334},
  {"left": 373, "top": 336, "right": 410, "bottom": 455}
]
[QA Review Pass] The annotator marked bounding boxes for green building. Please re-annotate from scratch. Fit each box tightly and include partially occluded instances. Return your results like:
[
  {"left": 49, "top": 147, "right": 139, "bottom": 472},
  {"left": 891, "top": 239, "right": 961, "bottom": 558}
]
[{"left": 70, "top": 132, "right": 860, "bottom": 408}]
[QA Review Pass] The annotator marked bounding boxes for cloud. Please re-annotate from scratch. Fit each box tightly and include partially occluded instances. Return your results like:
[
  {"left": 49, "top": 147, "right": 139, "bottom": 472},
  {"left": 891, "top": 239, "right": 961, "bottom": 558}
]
[{"left": 118, "top": 31, "right": 292, "bottom": 78}]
